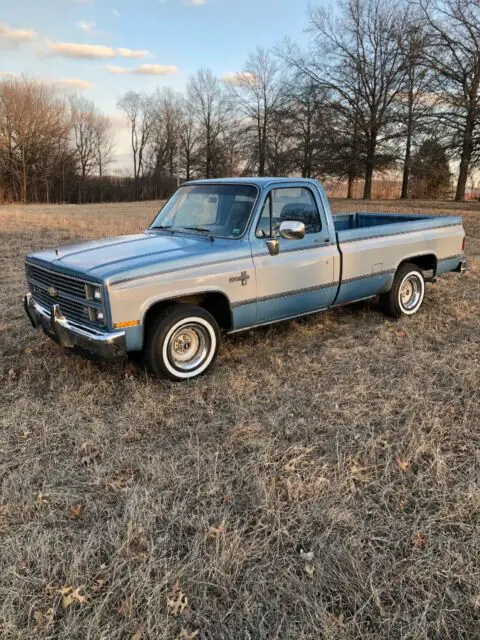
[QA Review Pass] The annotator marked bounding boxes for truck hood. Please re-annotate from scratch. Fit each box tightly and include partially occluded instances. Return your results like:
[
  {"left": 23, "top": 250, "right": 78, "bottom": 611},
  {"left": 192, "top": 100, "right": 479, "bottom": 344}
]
[{"left": 27, "top": 231, "right": 246, "bottom": 282}]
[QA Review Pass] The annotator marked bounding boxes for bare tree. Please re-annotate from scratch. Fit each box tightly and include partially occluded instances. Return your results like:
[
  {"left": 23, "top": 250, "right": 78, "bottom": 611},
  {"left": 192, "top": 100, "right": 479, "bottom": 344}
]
[
  {"left": 419, "top": 0, "right": 480, "bottom": 201},
  {"left": 0, "top": 76, "right": 70, "bottom": 202},
  {"left": 150, "top": 88, "right": 183, "bottom": 188},
  {"left": 396, "top": 17, "right": 433, "bottom": 199},
  {"left": 283, "top": 0, "right": 407, "bottom": 199},
  {"left": 179, "top": 99, "right": 197, "bottom": 181},
  {"left": 187, "top": 69, "right": 228, "bottom": 178},
  {"left": 226, "top": 48, "right": 284, "bottom": 176},
  {"left": 117, "top": 91, "right": 154, "bottom": 198},
  {"left": 93, "top": 115, "right": 114, "bottom": 179},
  {"left": 70, "top": 96, "right": 98, "bottom": 183}
]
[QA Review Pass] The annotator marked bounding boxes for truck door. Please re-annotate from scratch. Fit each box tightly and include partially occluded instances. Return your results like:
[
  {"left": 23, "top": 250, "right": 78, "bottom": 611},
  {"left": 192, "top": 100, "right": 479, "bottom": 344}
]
[{"left": 250, "top": 184, "right": 338, "bottom": 324}]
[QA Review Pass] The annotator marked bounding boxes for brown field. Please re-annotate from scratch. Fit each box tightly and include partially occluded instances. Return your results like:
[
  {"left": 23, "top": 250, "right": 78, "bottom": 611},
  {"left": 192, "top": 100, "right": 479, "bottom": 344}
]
[{"left": 1, "top": 199, "right": 479, "bottom": 639}]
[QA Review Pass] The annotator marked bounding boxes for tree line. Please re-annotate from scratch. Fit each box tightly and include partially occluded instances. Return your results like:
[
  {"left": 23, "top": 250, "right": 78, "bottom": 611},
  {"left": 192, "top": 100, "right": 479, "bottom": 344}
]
[{"left": 1, "top": 0, "right": 479, "bottom": 203}]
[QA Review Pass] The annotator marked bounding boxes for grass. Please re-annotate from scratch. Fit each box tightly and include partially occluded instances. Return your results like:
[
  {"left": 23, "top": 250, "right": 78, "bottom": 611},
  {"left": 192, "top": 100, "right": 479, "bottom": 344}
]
[{"left": 0, "top": 198, "right": 479, "bottom": 639}]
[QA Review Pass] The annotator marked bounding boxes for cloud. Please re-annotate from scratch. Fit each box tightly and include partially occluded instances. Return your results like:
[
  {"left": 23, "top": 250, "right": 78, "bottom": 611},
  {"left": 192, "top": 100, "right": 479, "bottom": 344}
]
[
  {"left": 0, "top": 71, "right": 19, "bottom": 78},
  {"left": 45, "top": 41, "right": 154, "bottom": 60},
  {"left": 185, "top": 0, "right": 207, "bottom": 4},
  {"left": 0, "top": 23, "right": 37, "bottom": 48},
  {"left": 117, "top": 47, "right": 151, "bottom": 59},
  {"left": 106, "top": 64, "right": 129, "bottom": 75},
  {"left": 112, "top": 9, "right": 120, "bottom": 17},
  {"left": 46, "top": 40, "right": 115, "bottom": 59},
  {"left": 221, "top": 71, "right": 256, "bottom": 85},
  {"left": 134, "top": 64, "right": 178, "bottom": 75},
  {"left": 107, "top": 63, "right": 178, "bottom": 76},
  {"left": 76, "top": 21, "right": 96, "bottom": 33},
  {"left": 51, "top": 77, "right": 93, "bottom": 91}
]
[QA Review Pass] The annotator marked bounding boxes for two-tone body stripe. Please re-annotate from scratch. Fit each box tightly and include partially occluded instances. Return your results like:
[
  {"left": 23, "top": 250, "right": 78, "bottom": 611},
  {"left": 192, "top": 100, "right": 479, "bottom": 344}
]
[
  {"left": 110, "top": 254, "right": 249, "bottom": 286},
  {"left": 230, "top": 280, "right": 336, "bottom": 309}
]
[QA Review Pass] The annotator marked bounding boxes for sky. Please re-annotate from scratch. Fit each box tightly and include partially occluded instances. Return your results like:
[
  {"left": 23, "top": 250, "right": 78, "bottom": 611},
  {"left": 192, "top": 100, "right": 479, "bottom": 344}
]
[{"left": 1, "top": 0, "right": 314, "bottom": 170}]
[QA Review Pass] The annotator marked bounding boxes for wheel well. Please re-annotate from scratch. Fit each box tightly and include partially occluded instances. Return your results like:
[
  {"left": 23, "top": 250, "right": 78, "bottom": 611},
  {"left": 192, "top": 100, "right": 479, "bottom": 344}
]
[
  {"left": 143, "top": 292, "right": 232, "bottom": 339},
  {"left": 397, "top": 254, "right": 437, "bottom": 275}
]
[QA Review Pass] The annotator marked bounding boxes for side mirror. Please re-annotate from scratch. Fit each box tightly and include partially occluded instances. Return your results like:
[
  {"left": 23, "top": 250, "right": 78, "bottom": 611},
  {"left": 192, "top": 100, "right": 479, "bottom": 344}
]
[{"left": 279, "top": 220, "right": 306, "bottom": 240}]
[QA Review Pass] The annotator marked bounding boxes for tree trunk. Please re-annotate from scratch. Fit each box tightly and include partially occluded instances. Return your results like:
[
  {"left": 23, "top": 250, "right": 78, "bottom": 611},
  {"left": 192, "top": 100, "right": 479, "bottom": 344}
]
[
  {"left": 401, "top": 96, "right": 414, "bottom": 199},
  {"left": 347, "top": 174, "right": 355, "bottom": 199},
  {"left": 363, "top": 133, "right": 377, "bottom": 200},
  {"left": 455, "top": 111, "right": 475, "bottom": 201},
  {"left": 401, "top": 134, "right": 412, "bottom": 199}
]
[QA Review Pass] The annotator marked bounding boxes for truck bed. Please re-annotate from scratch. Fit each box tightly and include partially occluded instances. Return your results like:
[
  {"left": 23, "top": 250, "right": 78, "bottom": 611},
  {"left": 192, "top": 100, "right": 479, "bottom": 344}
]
[{"left": 333, "top": 212, "right": 462, "bottom": 243}]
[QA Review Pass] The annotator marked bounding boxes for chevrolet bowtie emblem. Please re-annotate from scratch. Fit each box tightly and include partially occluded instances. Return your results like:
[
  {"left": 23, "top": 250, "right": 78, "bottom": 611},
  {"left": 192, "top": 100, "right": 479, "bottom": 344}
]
[{"left": 47, "top": 286, "right": 58, "bottom": 298}]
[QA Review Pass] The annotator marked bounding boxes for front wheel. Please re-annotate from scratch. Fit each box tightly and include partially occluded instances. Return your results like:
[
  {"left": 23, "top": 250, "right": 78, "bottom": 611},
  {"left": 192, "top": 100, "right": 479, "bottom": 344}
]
[
  {"left": 380, "top": 263, "right": 425, "bottom": 318},
  {"left": 144, "top": 304, "right": 220, "bottom": 381}
]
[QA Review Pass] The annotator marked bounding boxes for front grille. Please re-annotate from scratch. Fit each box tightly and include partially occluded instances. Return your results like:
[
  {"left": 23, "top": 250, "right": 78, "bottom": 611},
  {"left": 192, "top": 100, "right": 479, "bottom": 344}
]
[{"left": 26, "top": 263, "right": 103, "bottom": 328}]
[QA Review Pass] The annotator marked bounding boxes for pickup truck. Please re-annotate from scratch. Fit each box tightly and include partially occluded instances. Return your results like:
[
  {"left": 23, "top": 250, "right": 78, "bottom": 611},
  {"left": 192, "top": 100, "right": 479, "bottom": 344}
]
[{"left": 24, "top": 177, "right": 466, "bottom": 381}]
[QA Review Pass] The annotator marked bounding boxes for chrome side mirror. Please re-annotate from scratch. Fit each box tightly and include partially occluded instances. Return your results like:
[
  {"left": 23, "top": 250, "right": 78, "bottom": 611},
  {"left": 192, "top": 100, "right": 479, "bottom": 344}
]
[{"left": 279, "top": 220, "right": 306, "bottom": 240}]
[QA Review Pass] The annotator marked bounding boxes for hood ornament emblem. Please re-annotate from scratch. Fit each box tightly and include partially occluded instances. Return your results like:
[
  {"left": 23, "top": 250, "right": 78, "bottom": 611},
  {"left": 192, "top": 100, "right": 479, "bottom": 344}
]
[
  {"left": 47, "top": 286, "right": 58, "bottom": 298},
  {"left": 55, "top": 248, "right": 59, "bottom": 257}
]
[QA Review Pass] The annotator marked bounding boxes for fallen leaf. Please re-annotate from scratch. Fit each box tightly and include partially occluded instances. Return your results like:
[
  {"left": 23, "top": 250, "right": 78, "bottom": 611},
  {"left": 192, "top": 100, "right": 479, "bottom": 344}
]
[
  {"left": 60, "top": 585, "right": 89, "bottom": 609},
  {"left": 167, "top": 582, "right": 188, "bottom": 615},
  {"left": 394, "top": 328, "right": 407, "bottom": 338},
  {"left": 119, "top": 596, "right": 134, "bottom": 618},
  {"left": 69, "top": 504, "right": 85, "bottom": 520},
  {"left": 33, "top": 607, "right": 54, "bottom": 628},
  {"left": 178, "top": 629, "right": 199, "bottom": 639},
  {"left": 132, "top": 631, "right": 142, "bottom": 640},
  {"left": 411, "top": 531, "right": 428, "bottom": 550},
  {"left": 207, "top": 525, "right": 225, "bottom": 538},
  {"left": 396, "top": 458, "right": 410, "bottom": 471},
  {"left": 36, "top": 492, "right": 49, "bottom": 508},
  {"left": 304, "top": 563, "right": 315, "bottom": 577},
  {"left": 299, "top": 549, "right": 314, "bottom": 562}
]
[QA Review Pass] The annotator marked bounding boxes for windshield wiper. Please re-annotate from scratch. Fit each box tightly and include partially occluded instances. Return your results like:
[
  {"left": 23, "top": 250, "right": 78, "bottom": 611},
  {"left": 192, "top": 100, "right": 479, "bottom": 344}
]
[{"left": 179, "top": 226, "right": 212, "bottom": 234}]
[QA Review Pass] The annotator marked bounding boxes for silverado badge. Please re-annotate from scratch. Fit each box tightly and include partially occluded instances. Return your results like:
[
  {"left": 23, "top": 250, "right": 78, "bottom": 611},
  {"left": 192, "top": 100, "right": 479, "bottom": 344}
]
[
  {"left": 229, "top": 270, "right": 250, "bottom": 286},
  {"left": 47, "top": 286, "right": 58, "bottom": 298}
]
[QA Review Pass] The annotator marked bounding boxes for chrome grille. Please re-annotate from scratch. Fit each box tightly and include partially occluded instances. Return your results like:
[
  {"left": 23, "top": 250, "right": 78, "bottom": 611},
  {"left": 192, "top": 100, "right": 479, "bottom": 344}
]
[{"left": 26, "top": 263, "right": 103, "bottom": 327}]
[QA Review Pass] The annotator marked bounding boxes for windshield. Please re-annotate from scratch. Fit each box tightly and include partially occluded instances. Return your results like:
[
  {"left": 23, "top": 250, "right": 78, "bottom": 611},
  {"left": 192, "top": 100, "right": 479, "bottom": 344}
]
[{"left": 150, "top": 184, "right": 258, "bottom": 239}]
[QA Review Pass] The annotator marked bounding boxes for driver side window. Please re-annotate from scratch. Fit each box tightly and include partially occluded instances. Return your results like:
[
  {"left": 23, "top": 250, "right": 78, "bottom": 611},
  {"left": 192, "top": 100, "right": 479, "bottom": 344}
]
[{"left": 256, "top": 187, "right": 322, "bottom": 238}]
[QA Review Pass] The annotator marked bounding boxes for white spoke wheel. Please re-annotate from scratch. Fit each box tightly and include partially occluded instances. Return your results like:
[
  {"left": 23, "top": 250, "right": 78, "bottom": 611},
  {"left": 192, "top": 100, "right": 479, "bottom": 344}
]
[
  {"left": 380, "top": 263, "right": 425, "bottom": 318},
  {"left": 144, "top": 304, "right": 220, "bottom": 381}
]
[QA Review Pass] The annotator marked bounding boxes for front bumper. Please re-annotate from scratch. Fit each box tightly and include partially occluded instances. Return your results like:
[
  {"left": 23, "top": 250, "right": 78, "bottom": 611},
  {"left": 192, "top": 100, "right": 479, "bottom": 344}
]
[{"left": 24, "top": 293, "right": 126, "bottom": 361}]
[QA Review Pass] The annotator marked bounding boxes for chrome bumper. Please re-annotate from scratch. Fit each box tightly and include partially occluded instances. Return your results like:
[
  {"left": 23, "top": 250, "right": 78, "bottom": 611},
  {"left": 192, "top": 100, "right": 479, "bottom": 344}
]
[{"left": 24, "top": 293, "right": 126, "bottom": 360}]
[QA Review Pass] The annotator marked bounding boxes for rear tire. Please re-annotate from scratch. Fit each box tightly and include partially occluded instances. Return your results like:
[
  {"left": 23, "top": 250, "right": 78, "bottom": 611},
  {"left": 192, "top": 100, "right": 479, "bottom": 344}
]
[
  {"left": 144, "top": 304, "right": 220, "bottom": 381},
  {"left": 380, "top": 263, "right": 425, "bottom": 318}
]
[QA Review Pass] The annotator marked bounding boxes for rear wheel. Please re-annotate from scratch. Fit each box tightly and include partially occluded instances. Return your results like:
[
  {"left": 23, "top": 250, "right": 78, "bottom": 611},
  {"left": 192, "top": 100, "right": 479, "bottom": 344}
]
[
  {"left": 144, "top": 304, "right": 220, "bottom": 381},
  {"left": 380, "top": 263, "right": 425, "bottom": 318}
]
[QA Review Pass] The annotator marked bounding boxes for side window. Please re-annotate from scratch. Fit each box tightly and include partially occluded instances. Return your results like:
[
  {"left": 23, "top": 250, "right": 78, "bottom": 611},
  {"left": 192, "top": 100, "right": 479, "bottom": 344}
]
[
  {"left": 256, "top": 187, "right": 322, "bottom": 238},
  {"left": 256, "top": 195, "right": 272, "bottom": 238}
]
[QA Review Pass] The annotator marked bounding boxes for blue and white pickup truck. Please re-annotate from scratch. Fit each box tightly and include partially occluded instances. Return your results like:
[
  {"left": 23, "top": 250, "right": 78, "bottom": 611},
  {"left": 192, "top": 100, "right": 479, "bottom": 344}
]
[{"left": 24, "top": 178, "right": 466, "bottom": 380}]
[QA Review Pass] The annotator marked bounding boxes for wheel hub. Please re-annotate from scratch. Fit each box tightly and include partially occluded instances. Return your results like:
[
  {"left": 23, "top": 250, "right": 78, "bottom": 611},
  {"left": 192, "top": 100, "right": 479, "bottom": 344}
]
[
  {"left": 168, "top": 323, "right": 210, "bottom": 370},
  {"left": 400, "top": 275, "right": 422, "bottom": 311}
]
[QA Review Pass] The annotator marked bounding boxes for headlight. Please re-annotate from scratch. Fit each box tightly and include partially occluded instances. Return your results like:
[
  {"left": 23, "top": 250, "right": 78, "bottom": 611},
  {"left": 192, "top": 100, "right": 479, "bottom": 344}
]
[
  {"left": 95, "top": 310, "right": 104, "bottom": 322},
  {"left": 93, "top": 287, "right": 102, "bottom": 301}
]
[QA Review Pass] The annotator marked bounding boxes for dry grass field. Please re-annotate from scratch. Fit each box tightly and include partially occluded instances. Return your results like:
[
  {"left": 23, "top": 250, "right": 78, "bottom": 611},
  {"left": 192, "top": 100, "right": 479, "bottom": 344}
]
[{"left": 1, "top": 198, "right": 479, "bottom": 640}]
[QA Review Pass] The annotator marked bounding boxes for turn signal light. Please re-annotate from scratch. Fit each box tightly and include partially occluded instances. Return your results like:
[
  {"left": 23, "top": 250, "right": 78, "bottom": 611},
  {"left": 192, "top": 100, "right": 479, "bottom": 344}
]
[{"left": 114, "top": 320, "right": 140, "bottom": 329}]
